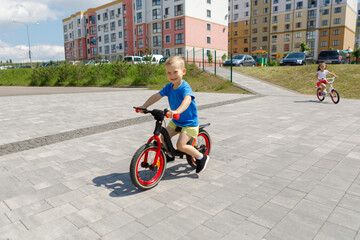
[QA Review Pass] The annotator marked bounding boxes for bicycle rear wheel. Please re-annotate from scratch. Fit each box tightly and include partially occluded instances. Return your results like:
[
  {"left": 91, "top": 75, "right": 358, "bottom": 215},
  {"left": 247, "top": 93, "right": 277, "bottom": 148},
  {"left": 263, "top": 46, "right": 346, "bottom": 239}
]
[
  {"left": 130, "top": 143, "right": 166, "bottom": 190},
  {"left": 330, "top": 89, "right": 340, "bottom": 104},
  {"left": 317, "top": 88, "right": 325, "bottom": 102},
  {"left": 186, "top": 130, "right": 211, "bottom": 169}
]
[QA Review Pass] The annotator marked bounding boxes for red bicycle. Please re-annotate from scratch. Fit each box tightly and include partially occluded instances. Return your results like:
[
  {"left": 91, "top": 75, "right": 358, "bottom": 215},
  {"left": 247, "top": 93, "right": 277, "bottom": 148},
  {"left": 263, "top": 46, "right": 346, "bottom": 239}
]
[{"left": 130, "top": 107, "right": 211, "bottom": 190}]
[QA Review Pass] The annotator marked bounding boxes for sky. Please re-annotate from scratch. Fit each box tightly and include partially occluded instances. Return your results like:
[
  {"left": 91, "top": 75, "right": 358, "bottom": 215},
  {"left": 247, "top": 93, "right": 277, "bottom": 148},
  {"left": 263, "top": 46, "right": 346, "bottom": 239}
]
[{"left": 0, "top": 0, "right": 113, "bottom": 63}]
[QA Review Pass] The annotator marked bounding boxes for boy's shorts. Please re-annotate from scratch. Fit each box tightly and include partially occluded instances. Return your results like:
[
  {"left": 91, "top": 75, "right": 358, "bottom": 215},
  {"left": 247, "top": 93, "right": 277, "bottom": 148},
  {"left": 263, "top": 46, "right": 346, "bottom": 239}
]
[
  {"left": 317, "top": 80, "right": 327, "bottom": 87},
  {"left": 168, "top": 120, "right": 199, "bottom": 139}
]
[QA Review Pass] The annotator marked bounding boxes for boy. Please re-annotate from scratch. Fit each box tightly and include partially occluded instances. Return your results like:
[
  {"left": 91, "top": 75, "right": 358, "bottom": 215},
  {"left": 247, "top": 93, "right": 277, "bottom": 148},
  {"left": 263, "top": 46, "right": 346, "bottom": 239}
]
[{"left": 137, "top": 56, "right": 209, "bottom": 174}]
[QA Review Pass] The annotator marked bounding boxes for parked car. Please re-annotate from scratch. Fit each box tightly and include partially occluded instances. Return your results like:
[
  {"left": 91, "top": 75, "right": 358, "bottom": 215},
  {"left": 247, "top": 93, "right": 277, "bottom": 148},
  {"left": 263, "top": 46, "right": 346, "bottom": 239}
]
[
  {"left": 142, "top": 54, "right": 164, "bottom": 64},
  {"left": 123, "top": 56, "right": 143, "bottom": 64},
  {"left": 222, "top": 54, "right": 256, "bottom": 67},
  {"left": 280, "top": 51, "right": 314, "bottom": 66},
  {"left": 159, "top": 57, "right": 168, "bottom": 64},
  {"left": 316, "top": 50, "right": 348, "bottom": 64}
]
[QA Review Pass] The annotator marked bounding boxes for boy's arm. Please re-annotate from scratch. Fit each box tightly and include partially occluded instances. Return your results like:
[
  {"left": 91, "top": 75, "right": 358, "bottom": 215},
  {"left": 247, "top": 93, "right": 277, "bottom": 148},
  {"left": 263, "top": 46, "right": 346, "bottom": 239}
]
[
  {"left": 167, "top": 96, "right": 191, "bottom": 118},
  {"left": 139, "top": 92, "right": 162, "bottom": 109}
]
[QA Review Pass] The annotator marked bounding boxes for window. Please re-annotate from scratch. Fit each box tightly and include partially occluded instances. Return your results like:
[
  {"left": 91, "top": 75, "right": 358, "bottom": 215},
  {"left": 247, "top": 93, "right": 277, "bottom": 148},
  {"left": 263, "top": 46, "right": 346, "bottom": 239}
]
[
  {"left": 165, "top": 7, "right": 169, "bottom": 15},
  {"left": 138, "top": 38, "right": 143, "bottom": 48},
  {"left": 90, "top": 16, "right": 96, "bottom": 24},
  {"left": 98, "top": 36, "right": 102, "bottom": 42},
  {"left": 105, "top": 46, "right": 109, "bottom": 54},
  {"left": 136, "top": 0, "right": 142, "bottom": 10},
  {"left": 272, "top": 35, "right": 277, "bottom": 42},
  {"left": 244, "top": 39, "right": 248, "bottom": 43},
  {"left": 333, "top": 29, "right": 340, "bottom": 35},
  {"left": 245, "top": 20, "right": 249, "bottom": 25},
  {"left": 97, "top": 15, "right": 100, "bottom": 21},
  {"left": 175, "top": 4, "right": 183, "bottom": 16},
  {"left": 245, "top": 11, "right": 249, "bottom": 17},
  {"left": 324, "top": 0, "right": 330, "bottom": 4},
  {"left": 263, "top": 17, "right": 268, "bottom": 23},
  {"left": 207, "top": 10, "right": 211, "bottom": 17},
  {"left": 124, "top": 29, "right": 127, "bottom": 39},
  {"left": 296, "top": 22, "right": 302, "bottom": 28},
  {"left": 234, "top": 13, "right": 239, "bottom": 19},
  {"left": 245, "top": 2, "right": 249, "bottom": 7},
  {"left": 308, "top": 9, "right": 316, "bottom": 19},
  {"left": 165, "top": 21, "right": 171, "bottom": 29},
  {"left": 234, "top": 22, "right": 238, "bottom": 27},
  {"left": 153, "top": 22, "right": 161, "bottom": 33},
  {"left": 165, "top": 35, "right": 171, "bottom": 43},
  {"left": 118, "top": 20, "right": 122, "bottom": 26},
  {"left": 332, "top": 40, "right": 339, "bottom": 46},
  {"left": 334, "top": 18, "right": 341, "bottom": 24},
  {"left": 323, "top": 9, "right": 329, "bottom": 15},
  {"left": 321, "top": 31, "right": 328, "bottom": 36},
  {"left": 264, "top": 8, "right": 268, "bottom": 13},
  {"left": 244, "top": 48, "right": 248, "bottom": 52},
  {"left": 272, "top": 45, "right": 277, "bottom": 52},
  {"left": 118, "top": 32, "right": 122, "bottom": 38},
  {"left": 263, "top": 27, "right": 268, "bottom": 32},
  {"left": 207, "top": 0, "right": 211, "bottom": 3},
  {"left": 274, "top": 0, "right": 279, "bottom": 3},
  {"left": 262, "top": 36, "right": 268, "bottom": 41},
  {"left": 273, "top": 6, "right": 278, "bottom": 12},
  {"left": 234, "top": 31, "right": 238, "bottom": 36},
  {"left": 175, "top": 33, "right": 184, "bottom": 44},
  {"left": 306, "top": 31, "right": 315, "bottom": 40},
  {"left": 175, "top": 47, "right": 184, "bottom": 56},
  {"left": 235, "top": 4, "right": 239, "bottom": 9},
  {"left": 152, "top": 9, "right": 161, "bottom": 20},
  {"left": 295, "top": 32, "right": 301, "bottom": 38},
  {"left": 285, "top": 14, "right": 291, "bottom": 22},
  {"left": 123, "top": 17, "right": 127, "bottom": 27},
  {"left": 110, "top": 10, "right": 115, "bottom": 20},
  {"left": 296, "top": 12, "right": 302, "bottom": 17},
  {"left": 90, "top": 27, "right": 96, "bottom": 35},
  {"left": 91, "top": 47, "right": 97, "bottom": 56},
  {"left": 104, "top": 24, "right": 109, "bottom": 32},
  {"left": 111, "top": 44, "right": 116, "bottom": 53},
  {"left": 252, "top": 28, "right": 258, "bottom": 33},
  {"left": 104, "top": 35, "right": 109, "bottom": 43},
  {"left": 253, "top": 19, "right": 258, "bottom": 24},
  {"left": 296, "top": 1, "right": 303, "bottom": 9},
  {"left": 284, "top": 44, "right": 289, "bottom": 52},
  {"left": 308, "top": 21, "right": 315, "bottom": 29},
  {"left": 252, "top": 37, "right": 257, "bottom": 43},
  {"left": 285, "top": 24, "right": 290, "bottom": 31},
  {"left": 152, "top": 0, "right": 160, "bottom": 6},
  {"left": 153, "top": 36, "right": 162, "bottom": 47},
  {"left": 207, "top": 36, "right": 211, "bottom": 44},
  {"left": 286, "top": 4, "right": 291, "bottom": 11},
  {"left": 284, "top": 34, "right": 290, "bottom": 41},
  {"left": 103, "top": 12, "right": 108, "bottom": 21},
  {"left": 334, "top": 7, "right": 341, "bottom": 13},
  {"left": 321, "top": 41, "right": 327, "bottom": 47},
  {"left": 254, "top": 0, "right": 258, "bottom": 5},
  {"left": 110, "top": 22, "right": 115, "bottom": 31},
  {"left": 137, "top": 26, "right": 143, "bottom": 36},
  {"left": 322, "top": 20, "right": 328, "bottom": 26},
  {"left": 137, "top": 12, "right": 142, "bottom": 23},
  {"left": 272, "top": 26, "right": 278, "bottom": 32},
  {"left": 123, "top": 4, "right": 126, "bottom": 14},
  {"left": 273, "top": 16, "right": 278, "bottom": 23},
  {"left": 253, "top": 10, "right": 258, "bottom": 15},
  {"left": 207, "top": 23, "right": 211, "bottom": 31},
  {"left": 175, "top": 19, "right": 184, "bottom": 30},
  {"left": 244, "top": 29, "right": 248, "bottom": 34}
]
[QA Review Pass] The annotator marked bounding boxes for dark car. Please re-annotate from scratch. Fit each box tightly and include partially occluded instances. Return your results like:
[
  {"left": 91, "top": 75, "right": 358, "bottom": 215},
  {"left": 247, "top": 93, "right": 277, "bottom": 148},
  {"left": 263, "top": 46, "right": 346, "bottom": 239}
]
[
  {"left": 223, "top": 54, "right": 256, "bottom": 67},
  {"left": 159, "top": 57, "right": 168, "bottom": 64},
  {"left": 280, "top": 52, "right": 314, "bottom": 66},
  {"left": 316, "top": 50, "right": 348, "bottom": 64}
]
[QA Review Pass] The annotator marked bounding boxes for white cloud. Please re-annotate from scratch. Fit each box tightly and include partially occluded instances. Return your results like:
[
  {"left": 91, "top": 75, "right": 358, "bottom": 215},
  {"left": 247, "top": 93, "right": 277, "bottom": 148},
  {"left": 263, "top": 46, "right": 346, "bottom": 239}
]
[{"left": 0, "top": 40, "right": 64, "bottom": 63}]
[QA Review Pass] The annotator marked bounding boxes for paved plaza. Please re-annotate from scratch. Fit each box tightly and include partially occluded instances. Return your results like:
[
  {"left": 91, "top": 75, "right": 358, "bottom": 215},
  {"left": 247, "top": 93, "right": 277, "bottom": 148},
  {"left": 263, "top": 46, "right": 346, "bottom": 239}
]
[{"left": 0, "top": 68, "right": 360, "bottom": 240}]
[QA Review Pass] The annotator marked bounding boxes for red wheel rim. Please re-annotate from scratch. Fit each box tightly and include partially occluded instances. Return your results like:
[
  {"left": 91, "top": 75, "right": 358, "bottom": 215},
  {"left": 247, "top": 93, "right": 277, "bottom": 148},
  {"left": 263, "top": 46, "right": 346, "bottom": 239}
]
[
  {"left": 190, "top": 133, "right": 210, "bottom": 163},
  {"left": 136, "top": 148, "right": 164, "bottom": 186}
]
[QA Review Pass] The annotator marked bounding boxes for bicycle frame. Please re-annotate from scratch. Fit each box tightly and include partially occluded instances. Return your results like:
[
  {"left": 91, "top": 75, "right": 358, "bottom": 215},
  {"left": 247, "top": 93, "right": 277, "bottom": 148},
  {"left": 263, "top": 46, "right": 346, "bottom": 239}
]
[{"left": 325, "top": 77, "right": 336, "bottom": 93}]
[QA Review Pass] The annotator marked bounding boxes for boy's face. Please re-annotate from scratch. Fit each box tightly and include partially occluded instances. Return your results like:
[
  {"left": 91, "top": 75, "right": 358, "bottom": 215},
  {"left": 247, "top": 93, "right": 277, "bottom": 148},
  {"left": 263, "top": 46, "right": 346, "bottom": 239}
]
[{"left": 165, "top": 63, "right": 186, "bottom": 86}]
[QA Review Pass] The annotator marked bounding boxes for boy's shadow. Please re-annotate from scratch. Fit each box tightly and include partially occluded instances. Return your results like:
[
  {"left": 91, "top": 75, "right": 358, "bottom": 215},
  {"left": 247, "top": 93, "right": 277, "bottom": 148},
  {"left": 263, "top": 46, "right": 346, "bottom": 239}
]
[{"left": 92, "top": 163, "right": 197, "bottom": 197}]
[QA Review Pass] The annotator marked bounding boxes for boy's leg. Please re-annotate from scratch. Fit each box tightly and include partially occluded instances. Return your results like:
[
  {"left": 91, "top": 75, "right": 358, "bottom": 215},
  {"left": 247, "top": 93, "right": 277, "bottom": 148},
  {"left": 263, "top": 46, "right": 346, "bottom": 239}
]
[{"left": 177, "top": 132, "right": 209, "bottom": 173}]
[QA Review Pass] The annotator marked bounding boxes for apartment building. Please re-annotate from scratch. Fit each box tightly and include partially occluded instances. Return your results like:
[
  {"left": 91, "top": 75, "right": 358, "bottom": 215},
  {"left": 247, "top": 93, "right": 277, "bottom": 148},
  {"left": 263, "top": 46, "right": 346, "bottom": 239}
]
[
  {"left": 62, "top": 0, "right": 228, "bottom": 62},
  {"left": 228, "top": 0, "right": 358, "bottom": 58},
  {"left": 355, "top": 4, "right": 360, "bottom": 48}
]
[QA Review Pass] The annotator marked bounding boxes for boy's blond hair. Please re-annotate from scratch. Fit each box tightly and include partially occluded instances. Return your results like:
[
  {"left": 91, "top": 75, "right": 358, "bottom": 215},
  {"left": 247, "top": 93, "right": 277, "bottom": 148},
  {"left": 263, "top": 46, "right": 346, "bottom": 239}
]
[{"left": 165, "top": 56, "right": 185, "bottom": 69}]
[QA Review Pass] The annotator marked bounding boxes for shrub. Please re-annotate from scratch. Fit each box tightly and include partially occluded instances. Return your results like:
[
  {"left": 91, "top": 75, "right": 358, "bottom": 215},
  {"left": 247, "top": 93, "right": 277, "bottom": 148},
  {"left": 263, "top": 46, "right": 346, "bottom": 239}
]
[{"left": 268, "top": 60, "right": 280, "bottom": 66}]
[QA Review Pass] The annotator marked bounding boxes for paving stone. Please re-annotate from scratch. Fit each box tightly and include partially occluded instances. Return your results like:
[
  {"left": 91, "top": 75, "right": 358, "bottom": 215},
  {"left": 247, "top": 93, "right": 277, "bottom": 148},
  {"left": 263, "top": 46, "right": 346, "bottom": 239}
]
[
  {"left": 270, "top": 187, "right": 306, "bottom": 209},
  {"left": 248, "top": 202, "right": 289, "bottom": 229},
  {"left": 305, "top": 184, "right": 345, "bottom": 208},
  {"left": 222, "top": 220, "right": 269, "bottom": 240},
  {"left": 89, "top": 211, "right": 135, "bottom": 236},
  {"left": 313, "top": 221, "right": 356, "bottom": 240},
  {"left": 327, "top": 206, "right": 360, "bottom": 231},
  {"left": 55, "top": 227, "right": 101, "bottom": 240},
  {"left": 180, "top": 225, "right": 223, "bottom": 240},
  {"left": 204, "top": 209, "right": 245, "bottom": 235},
  {"left": 29, "top": 218, "right": 77, "bottom": 240}
]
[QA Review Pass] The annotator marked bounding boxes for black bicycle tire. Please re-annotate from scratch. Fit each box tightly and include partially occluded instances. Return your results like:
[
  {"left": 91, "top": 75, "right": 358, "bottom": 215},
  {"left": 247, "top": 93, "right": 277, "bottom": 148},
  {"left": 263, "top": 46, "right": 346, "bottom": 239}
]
[
  {"left": 130, "top": 143, "right": 166, "bottom": 190},
  {"left": 317, "top": 88, "right": 325, "bottom": 102},
  {"left": 330, "top": 89, "right": 340, "bottom": 104}
]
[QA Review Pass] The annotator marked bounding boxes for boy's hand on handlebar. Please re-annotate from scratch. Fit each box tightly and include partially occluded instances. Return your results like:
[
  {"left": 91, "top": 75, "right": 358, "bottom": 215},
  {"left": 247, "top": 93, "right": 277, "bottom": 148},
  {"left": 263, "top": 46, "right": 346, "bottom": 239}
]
[{"left": 166, "top": 110, "right": 180, "bottom": 120}]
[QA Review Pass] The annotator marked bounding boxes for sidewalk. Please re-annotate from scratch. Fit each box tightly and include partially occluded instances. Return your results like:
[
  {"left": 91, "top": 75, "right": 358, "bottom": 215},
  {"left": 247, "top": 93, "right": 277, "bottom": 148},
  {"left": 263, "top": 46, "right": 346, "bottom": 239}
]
[{"left": 0, "top": 70, "right": 360, "bottom": 240}]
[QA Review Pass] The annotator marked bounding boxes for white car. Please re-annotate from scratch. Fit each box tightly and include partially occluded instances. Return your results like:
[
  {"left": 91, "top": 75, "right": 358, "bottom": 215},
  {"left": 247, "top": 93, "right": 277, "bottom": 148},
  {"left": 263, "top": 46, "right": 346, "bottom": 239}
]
[
  {"left": 142, "top": 54, "right": 164, "bottom": 64},
  {"left": 123, "top": 56, "right": 143, "bottom": 64}
]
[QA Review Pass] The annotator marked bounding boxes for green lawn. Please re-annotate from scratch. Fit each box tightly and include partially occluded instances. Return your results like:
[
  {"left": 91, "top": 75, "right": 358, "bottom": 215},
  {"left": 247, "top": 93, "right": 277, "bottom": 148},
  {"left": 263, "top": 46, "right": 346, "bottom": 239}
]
[{"left": 232, "top": 64, "right": 360, "bottom": 99}]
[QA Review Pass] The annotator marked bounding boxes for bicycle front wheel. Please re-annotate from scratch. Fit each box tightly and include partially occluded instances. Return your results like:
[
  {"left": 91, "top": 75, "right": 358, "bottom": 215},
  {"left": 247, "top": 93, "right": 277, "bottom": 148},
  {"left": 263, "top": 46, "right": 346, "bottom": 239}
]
[
  {"left": 330, "top": 89, "right": 340, "bottom": 104},
  {"left": 130, "top": 143, "right": 166, "bottom": 190},
  {"left": 317, "top": 88, "right": 325, "bottom": 102},
  {"left": 186, "top": 129, "right": 211, "bottom": 169}
]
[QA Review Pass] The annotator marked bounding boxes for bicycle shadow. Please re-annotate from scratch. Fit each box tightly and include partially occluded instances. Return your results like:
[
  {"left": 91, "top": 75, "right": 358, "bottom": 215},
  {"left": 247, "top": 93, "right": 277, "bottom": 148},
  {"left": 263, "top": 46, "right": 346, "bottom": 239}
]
[
  {"left": 92, "top": 163, "right": 197, "bottom": 197},
  {"left": 294, "top": 100, "right": 333, "bottom": 104}
]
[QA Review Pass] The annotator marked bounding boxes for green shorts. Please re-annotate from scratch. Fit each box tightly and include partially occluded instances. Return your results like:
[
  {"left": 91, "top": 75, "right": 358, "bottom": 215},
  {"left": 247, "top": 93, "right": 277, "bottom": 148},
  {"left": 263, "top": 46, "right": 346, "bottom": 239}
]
[{"left": 168, "top": 120, "right": 199, "bottom": 139}]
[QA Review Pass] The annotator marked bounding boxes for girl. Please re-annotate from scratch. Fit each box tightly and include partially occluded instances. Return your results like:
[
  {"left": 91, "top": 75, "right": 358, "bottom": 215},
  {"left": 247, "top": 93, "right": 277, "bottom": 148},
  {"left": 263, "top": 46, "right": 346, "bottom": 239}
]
[{"left": 316, "top": 63, "right": 338, "bottom": 95}]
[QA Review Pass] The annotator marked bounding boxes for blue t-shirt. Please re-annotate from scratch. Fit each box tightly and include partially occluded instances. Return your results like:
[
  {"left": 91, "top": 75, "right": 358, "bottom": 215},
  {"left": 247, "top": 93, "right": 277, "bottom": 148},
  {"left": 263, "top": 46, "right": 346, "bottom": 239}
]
[{"left": 159, "top": 80, "right": 199, "bottom": 127}]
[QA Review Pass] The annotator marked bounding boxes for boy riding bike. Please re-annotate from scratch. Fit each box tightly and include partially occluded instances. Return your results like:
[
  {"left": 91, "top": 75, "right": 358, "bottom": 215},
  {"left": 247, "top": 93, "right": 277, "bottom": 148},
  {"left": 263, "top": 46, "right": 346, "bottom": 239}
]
[{"left": 136, "top": 56, "right": 209, "bottom": 174}]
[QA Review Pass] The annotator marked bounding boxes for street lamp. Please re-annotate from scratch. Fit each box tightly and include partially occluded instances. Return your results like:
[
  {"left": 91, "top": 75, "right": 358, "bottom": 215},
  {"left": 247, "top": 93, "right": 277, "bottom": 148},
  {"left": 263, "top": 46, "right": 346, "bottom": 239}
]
[{"left": 13, "top": 20, "right": 40, "bottom": 68}]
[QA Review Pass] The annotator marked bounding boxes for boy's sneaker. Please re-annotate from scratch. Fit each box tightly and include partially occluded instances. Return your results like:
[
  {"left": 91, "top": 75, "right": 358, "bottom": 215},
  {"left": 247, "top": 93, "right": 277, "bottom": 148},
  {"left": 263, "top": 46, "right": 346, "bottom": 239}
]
[
  {"left": 166, "top": 154, "right": 175, "bottom": 163},
  {"left": 196, "top": 154, "right": 210, "bottom": 173}
]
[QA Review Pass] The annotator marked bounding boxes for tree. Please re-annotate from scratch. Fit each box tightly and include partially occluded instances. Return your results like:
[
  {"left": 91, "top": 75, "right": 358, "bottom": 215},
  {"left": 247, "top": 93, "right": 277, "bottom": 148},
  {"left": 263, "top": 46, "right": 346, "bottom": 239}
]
[
  {"left": 352, "top": 47, "right": 360, "bottom": 64},
  {"left": 329, "top": 47, "right": 333, "bottom": 50},
  {"left": 221, "top": 53, "right": 227, "bottom": 61},
  {"left": 207, "top": 51, "right": 213, "bottom": 63},
  {"left": 300, "top": 42, "right": 310, "bottom": 52}
]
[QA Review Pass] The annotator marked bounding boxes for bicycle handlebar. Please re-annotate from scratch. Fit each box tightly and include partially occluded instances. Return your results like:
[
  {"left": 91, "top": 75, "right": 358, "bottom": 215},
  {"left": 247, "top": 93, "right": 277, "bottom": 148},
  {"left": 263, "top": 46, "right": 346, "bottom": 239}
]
[
  {"left": 134, "top": 107, "right": 180, "bottom": 120},
  {"left": 324, "top": 77, "right": 336, "bottom": 84}
]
